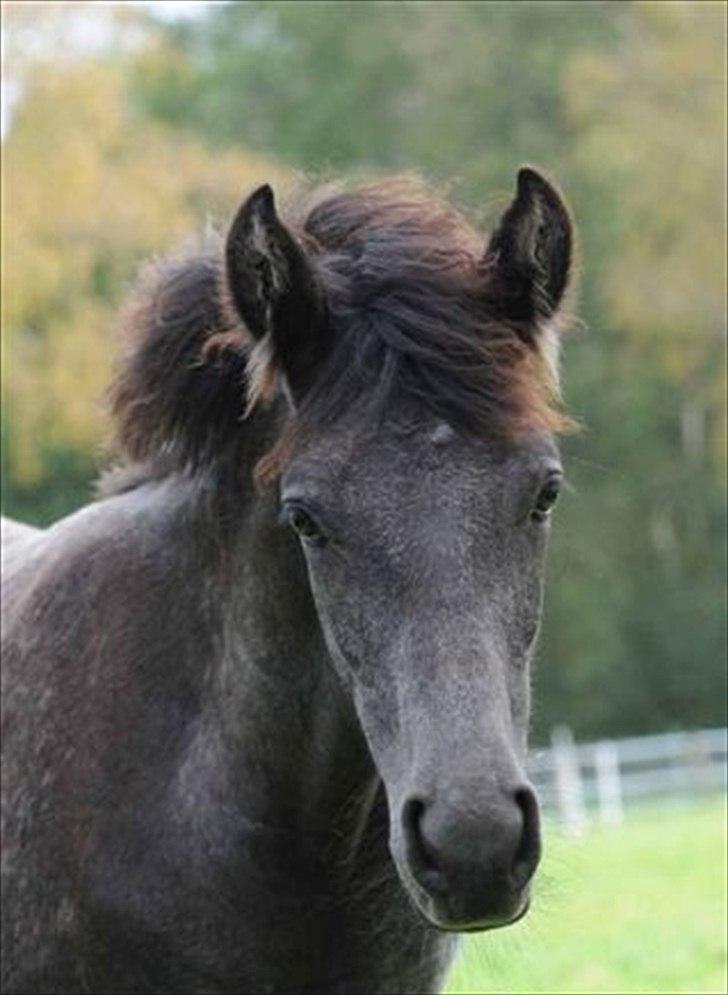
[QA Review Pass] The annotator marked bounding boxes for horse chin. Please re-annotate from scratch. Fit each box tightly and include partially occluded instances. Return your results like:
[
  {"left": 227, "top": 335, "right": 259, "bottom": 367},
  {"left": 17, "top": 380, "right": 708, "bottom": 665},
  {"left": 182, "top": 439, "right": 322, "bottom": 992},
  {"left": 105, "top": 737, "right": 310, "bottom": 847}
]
[
  {"left": 433, "top": 897, "right": 533, "bottom": 934},
  {"left": 398, "top": 865, "right": 532, "bottom": 934}
]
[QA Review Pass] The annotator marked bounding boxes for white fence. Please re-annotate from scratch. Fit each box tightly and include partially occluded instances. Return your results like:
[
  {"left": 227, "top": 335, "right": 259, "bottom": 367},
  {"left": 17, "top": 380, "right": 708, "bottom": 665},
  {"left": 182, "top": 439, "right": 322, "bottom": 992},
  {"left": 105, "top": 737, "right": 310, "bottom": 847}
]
[{"left": 528, "top": 726, "right": 727, "bottom": 833}]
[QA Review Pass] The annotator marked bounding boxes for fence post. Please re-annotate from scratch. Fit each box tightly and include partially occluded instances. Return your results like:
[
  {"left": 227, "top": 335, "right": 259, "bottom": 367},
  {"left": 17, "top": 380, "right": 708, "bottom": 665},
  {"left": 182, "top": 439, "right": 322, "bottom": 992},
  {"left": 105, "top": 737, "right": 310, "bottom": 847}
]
[
  {"left": 551, "top": 725, "right": 587, "bottom": 836},
  {"left": 594, "top": 740, "right": 624, "bottom": 825},
  {"left": 685, "top": 730, "right": 714, "bottom": 794}
]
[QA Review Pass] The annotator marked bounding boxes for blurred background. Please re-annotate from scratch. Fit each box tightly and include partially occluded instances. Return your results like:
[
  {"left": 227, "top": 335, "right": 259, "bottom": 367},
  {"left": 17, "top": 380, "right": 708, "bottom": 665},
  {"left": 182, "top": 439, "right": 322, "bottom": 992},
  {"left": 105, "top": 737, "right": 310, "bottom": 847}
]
[{"left": 1, "top": 3, "right": 726, "bottom": 992}]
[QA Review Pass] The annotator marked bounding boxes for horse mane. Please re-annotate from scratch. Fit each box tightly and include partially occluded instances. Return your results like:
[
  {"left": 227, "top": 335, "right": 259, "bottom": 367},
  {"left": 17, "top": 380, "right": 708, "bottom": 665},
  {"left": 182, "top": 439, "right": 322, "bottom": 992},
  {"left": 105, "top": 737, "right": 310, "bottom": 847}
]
[{"left": 104, "top": 176, "right": 571, "bottom": 495}]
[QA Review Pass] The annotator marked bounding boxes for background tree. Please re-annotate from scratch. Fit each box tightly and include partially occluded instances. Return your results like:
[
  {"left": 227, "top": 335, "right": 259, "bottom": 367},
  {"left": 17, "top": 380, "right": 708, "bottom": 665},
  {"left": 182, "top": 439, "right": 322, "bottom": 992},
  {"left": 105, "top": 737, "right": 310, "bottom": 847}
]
[{"left": 2, "top": 16, "right": 288, "bottom": 520}]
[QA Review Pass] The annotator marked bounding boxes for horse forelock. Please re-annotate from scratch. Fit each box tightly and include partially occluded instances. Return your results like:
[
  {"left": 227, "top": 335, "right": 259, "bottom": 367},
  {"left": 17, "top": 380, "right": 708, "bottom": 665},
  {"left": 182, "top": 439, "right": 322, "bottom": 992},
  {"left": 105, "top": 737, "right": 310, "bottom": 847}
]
[{"left": 104, "top": 177, "right": 572, "bottom": 493}]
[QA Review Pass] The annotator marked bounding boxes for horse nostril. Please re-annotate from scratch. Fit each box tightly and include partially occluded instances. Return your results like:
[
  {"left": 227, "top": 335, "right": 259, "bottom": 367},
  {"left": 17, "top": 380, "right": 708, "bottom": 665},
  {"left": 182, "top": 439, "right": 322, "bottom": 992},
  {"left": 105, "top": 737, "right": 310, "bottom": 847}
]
[
  {"left": 511, "top": 786, "right": 541, "bottom": 889},
  {"left": 401, "top": 796, "right": 445, "bottom": 893}
]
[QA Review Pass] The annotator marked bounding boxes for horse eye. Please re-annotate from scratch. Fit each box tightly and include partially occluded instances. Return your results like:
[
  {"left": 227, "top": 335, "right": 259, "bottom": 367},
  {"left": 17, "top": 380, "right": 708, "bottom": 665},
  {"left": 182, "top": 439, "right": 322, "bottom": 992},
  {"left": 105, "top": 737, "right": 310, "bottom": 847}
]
[
  {"left": 531, "top": 478, "right": 561, "bottom": 522},
  {"left": 287, "top": 507, "right": 327, "bottom": 546}
]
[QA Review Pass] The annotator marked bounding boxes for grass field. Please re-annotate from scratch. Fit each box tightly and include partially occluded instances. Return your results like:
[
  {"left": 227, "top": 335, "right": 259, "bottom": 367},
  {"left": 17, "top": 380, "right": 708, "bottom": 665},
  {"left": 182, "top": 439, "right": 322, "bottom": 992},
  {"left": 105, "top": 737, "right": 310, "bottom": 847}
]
[{"left": 445, "top": 799, "right": 727, "bottom": 995}]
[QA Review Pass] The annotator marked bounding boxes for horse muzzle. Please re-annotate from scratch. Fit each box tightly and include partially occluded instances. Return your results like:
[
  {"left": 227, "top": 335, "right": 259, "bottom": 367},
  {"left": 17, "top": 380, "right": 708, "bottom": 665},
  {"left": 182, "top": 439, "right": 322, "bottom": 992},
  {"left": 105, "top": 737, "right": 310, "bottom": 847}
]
[{"left": 394, "top": 781, "right": 541, "bottom": 931}]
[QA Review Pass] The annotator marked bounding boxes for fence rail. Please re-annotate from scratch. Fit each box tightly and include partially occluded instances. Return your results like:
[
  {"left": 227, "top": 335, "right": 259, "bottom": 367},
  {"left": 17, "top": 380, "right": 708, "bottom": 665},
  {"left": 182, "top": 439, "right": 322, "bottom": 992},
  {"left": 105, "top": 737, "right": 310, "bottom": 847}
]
[{"left": 528, "top": 726, "right": 727, "bottom": 833}]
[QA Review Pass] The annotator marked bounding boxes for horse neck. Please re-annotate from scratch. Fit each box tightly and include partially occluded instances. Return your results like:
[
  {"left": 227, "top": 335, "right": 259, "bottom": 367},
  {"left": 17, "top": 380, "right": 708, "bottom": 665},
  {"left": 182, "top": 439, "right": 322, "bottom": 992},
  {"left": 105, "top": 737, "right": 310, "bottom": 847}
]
[{"left": 190, "top": 465, "right": 378, "bottom": 843}]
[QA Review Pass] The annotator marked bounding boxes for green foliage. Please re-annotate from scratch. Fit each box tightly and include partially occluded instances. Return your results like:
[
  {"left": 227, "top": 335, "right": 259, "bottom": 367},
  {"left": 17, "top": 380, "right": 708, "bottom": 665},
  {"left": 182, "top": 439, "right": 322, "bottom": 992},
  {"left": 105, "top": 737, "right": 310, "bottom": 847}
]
[
  {"left": 2, "top": 1, "right": 725, "bottom": 741},
  {"left": 0, "top": 426, "right": 96, "bottom": 527},
  {"left": 446, "top": 800, "right": 728, "bottom": 994},
  {"left": 534, "top": 334, "right": 727, "bottom": 742},
  {"left": 1, "top": 23, "right": 289, "bottom": 501},
  {"left": 136, "top": 1, "right": 623, "bottom": 191},
  {"left": 133, "top": 1, "right": 418, "bottom": 171}
]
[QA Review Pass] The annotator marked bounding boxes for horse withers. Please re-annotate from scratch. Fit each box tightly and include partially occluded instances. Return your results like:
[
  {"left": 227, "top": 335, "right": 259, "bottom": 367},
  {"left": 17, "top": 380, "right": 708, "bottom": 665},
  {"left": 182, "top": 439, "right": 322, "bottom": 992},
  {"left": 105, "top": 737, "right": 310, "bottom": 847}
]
[{"left": 1, "top": 168, "right": 575, "bottom": 994}]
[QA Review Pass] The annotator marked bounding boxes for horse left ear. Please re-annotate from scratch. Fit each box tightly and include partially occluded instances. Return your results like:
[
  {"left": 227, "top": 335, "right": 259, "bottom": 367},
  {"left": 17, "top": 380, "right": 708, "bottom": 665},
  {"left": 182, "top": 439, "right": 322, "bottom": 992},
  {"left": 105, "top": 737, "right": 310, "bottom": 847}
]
[
  {"left": 483, "top": 167, "right": 573, "bottom": 332},
  {"left": 225, "top": 184, "right": 330, "bottom": 405}
]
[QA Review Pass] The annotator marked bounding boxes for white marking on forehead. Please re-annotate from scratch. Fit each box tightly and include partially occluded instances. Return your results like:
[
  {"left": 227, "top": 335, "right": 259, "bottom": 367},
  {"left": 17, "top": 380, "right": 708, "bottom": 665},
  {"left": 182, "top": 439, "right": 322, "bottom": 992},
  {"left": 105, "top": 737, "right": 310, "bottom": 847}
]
[{"left": 430, "top": 421, "right": 456, "bottom": 446}]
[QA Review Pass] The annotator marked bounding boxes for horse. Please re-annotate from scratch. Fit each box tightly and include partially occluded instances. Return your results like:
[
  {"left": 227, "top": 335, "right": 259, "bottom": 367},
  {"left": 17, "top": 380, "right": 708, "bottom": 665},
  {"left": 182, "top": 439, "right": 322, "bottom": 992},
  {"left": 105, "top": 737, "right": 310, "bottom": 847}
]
[{"left": 1, "top": 167, "right": 575, "bottom": 995}]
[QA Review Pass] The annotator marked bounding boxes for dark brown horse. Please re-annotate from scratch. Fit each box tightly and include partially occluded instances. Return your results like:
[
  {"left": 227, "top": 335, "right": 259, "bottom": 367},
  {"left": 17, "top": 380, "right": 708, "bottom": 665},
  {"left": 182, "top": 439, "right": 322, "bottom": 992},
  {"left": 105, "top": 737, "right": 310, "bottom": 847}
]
[{"left": 1, "top": 168, "right": 574, "bottom": 994}]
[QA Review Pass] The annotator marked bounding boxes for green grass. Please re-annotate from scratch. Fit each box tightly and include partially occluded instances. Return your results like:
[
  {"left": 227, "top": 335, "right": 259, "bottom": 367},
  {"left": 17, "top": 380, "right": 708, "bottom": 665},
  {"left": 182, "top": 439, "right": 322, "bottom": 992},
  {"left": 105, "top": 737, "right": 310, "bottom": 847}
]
[{"left": 445, "top": 798, "right": 727, "bottom": 995}]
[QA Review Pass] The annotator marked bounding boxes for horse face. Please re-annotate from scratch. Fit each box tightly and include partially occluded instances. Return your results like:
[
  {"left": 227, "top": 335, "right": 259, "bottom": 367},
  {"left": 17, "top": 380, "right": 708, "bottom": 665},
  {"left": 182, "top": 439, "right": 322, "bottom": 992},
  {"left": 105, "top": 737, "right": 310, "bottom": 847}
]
[{"left": 280, "top": 420, "right": 558, "bottom": 929}]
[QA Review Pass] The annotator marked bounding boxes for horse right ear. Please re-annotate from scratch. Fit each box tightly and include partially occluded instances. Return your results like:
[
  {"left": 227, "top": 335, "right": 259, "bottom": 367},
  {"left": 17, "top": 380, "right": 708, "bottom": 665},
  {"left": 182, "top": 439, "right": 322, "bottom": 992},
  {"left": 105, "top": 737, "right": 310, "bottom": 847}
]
[{"left": 225, "top": 184, "right": 331, "bottom": 405}]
